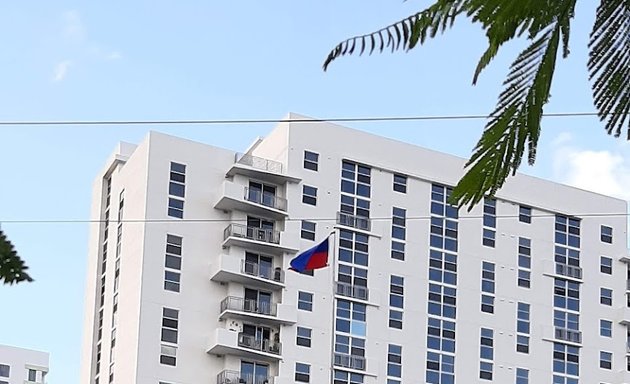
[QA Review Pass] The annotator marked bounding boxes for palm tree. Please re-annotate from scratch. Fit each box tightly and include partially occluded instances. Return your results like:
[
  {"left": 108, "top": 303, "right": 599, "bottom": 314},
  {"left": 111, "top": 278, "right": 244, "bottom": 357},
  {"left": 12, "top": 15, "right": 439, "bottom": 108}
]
[
  {"left": 324, "top": 0, "right": 629, "bottom": 209},
  {"left": 0, "top": 230, "right": 33, "bottom": 284}
]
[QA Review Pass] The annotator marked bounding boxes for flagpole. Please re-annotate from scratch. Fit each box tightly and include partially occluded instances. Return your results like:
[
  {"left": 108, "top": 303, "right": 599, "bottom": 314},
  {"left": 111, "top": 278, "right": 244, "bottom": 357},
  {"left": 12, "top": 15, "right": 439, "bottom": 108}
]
[{"left": 328, "top": 228, "right": 337, "bottom": 384}]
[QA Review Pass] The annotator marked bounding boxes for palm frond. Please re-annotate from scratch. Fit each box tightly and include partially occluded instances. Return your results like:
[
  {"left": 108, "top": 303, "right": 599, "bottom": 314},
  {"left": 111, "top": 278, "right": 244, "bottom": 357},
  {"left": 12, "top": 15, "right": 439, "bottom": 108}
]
[
  {"left": 451, "top": 23, "right": 566, "bottom": 208},
  {"left": 0, "top": 230, "right": 33, "bottom": 285},
  {"left": 323, "top": 0, "right": 468, "bottom": 71},
  {"left": 588, "top": 0, "right": 630, "bottom": 137}
]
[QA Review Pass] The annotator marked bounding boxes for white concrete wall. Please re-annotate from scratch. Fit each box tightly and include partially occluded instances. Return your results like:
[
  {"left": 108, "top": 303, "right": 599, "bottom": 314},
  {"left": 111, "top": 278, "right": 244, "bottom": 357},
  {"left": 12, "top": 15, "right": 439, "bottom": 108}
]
[{"left": 0, "top": 345, "right": 49, "bottom": 384}]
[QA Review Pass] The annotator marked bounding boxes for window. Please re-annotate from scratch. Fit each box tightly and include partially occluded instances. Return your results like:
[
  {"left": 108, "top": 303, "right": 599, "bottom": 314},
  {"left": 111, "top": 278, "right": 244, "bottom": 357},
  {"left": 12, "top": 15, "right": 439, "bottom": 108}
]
[
  {"left": 387, "top": 344, "right": 402, "bottom": 378},
  {"left": 481, "top": 261, "right": 495, "bottom": 314},
  {"left": 518, "top": 237, "right": 531, "bottom": 288},
  {"left": 302, "top": 185, "right": 318, "bottom": 206},
  {"left": 296, "top": 327, "right": 312, "bottom": 347},
  {"left": 519, "top": 205, "right": 531, "bottom": 223},
  {"left": 428, "top": 283, "right": 457, "bottom": 319},
  {"left": 389, "top": 309, "right": 403, "bottom": 329},
  {"left": 168, "top": 162, "right": 186, "bottom": 218},
  {"left": 389, "top": 275, "right": 404, "bottom": 329},
  {"left": 554, "top": 279, "right": 580, "bottom": 311},
  {"left": 600, "top": 351, "right": 612, "bottom": 369},
  {"left": 167, "top": 198, "right": 184, "bottom": 219},
  {"left": 601, "top": 288, "right": 613, "bottom": 306},
  {"left": 601, "top": 225, "right": 613, "bottom": 243},
  {"left": 426, "top": 317, "right": 456, "bottom": 353},
  {"left": 393, "top": 174, "right": 407, "bottom": 193},
  {"left": 391, "top": 207, "right": 406, "bottom": 240},
  {"left": 515, "top": 368, "right": 529, "bottom": 384},
  {"left": 304, "top": 151, "right": 319, "bottom": 171},
  {"left": 335, "top": 300, "right": 367, "bottom": 336},
  {"left": 600, "top": 319, "right": 612, "bottom": 337},
  {"left": 430, "top": 184, "right": 459, "bottom": 252},
  {"left": 295, "top": 363, "right": 310, "bottom": 382},
  {"left": 391, "top": 240, "right": 405, "bottom": 261},
  {"left": 600, "top": 256, "right": 612, "bottom": 274},
  {"left": 482, "top": 198, "right": 496, "bottom": 247},
  {"left": 338, "top": 230, "right": 369, "bottom": 267},
  {"left": 341, "top": 160, "right": 371, "bottom": 198},
  {"left": 428, "top": 249, "right": 457, "bottom": 286},
  {"left": 28, "top": 369, "right": 36, "bottom": 382},
  {"left": 298, "top": 291, "right": 313, "bottom": 311},
  {"left": 426, "top": 352, "right": 454, "bottom": 384},
  {"left": 516, "top": 303, "right": 530, "bottom": 353},
  {"left": 555, "top": 215, "right": 580, "bottom": 248},
  {"left": 333, "top": 370, "right": 364, "bottom": 384},
  {"left": 479, "top": 328, "right": 494, "bottom": 380},
  {"left": 159, "top": 344, "right": 177, "bottom": 366},
  {"left": 301, "top": 221, "right": 316, "bottom": 241},
  {"left": 161, "top": 307, "right": 179, "bottom": 344},
  {"left": 164, "top": 234, "right": 182, "bottom": 293},
  {"left": 0, "top": 365, "right": 8, "bottom": 377},
  {"left": 553, "top": 343, "right": 579, "bottom": 376}
]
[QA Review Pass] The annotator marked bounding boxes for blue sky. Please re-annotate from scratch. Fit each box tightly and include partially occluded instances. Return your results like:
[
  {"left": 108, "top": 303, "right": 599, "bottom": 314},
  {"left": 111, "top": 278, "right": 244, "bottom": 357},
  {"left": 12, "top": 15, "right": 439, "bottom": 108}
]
[{"left": 0, "top": 1, "right": 628, "bottom": 383}]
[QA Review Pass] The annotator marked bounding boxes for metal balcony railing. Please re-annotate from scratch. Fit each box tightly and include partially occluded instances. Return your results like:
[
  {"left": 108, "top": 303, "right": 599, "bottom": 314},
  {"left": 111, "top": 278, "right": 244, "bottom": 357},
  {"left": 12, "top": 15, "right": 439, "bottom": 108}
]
[
  {"left": 241, "top": 260, "right": 284, "bottom": 283},
  {"left": 236, "top": 153, "right": 283, "bottom": 174},
  {"left": 224, "top": 224, "right": 280, "bottom": 244},
  {"left": 244, "top": 187, "right": 287, "bottom": 211},
  {"left": 555, "top": 327, "right": 582, "bottom": 343},
  {"left": 335, "top": 281, "right": 369, "bottom": 301},
  {"left": 336, "top": 211, "right": 371, "bottom": 231},
  {"left": 217, "top": 370, "right": 273, "bottom": 384},
  {"left": 333, "top": 353, "right": 366, "bottom": 371},
  {"left": 220, "top": 296, "right": 277, "bottom": 316},
  {"left": 555, "top": 263, "right": 583, "bottom": 279},
  {"left": 237, "top": 333, "right": 282, "bottom": 355}
]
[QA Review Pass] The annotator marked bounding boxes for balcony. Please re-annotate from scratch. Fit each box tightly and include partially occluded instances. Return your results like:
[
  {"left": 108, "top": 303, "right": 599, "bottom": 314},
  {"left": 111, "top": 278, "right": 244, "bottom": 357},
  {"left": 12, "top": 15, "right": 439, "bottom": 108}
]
[
  {"left": 226, "top": 153, "right": 301, "bottom": 184},
  {"left": 222, "top": 224, "right": 298, "bottom": 255},
  {"left": 217, "top": 370, "right": 273, "bottom": 384},
  {"left": 333, "top": 353, "right": 366, "bottom": 371},
  {"left": 555, "top": 263, "right": 583, "bottom": 280},
  {"left": 207, "top": 329, "right": 282, "bottom": 362},
  {"left": 617, "top": 306, "right": 630, "bottom": 325},
  {"left": 335, "top": 281, "right": 369, "bottom": 301},
  {"left": 210, "top": 254, "right": 284, "bottom": 290},
  {"left": 554, "top": 327, "right": 582, "bottom": 344},
  {"left": 219, "top": 296, "right": 297, "bottom": 325},
  {"left": 336, "top": 212, "right": 371, "bottom": 232},
  {"left": 214, "top": 182, "right": 288, "bottom": 220}
]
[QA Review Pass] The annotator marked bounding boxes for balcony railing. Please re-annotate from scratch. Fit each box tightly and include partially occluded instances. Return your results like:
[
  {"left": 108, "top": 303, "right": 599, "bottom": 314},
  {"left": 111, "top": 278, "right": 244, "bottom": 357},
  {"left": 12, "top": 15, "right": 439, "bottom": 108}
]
[
  {"left": 555, "top": 263, "right": 583, "bottom": 280},
  {"left": 224, "top": 224, "right": 280, "bottom": 244},
  {"left": 238, "top": 333, "right": 282, "bottom": 355},
  {"left": 217, "top": 370, "right": 273, "bottom": 384},
  {"left": 236, "top": 153, "right": 283, "bottom": 174},
  {"left": 555, "top": 327, "right": 582, "bottom": 343},
  {"left": 241, "top": 260, "right": 284, "bottom": 283},
  {"left": 335, "top": 281, "right": 369, "bottom": 301},
  {"left": 333, "top": 353, "right": 366, "bottom": 371},
  {"left": 336, "top": 211, "right": 371, "bottom": 231},
  {"left": 244, "top": 187, "right": 287, "bottom": 211},
  {"left": 220, "top": 296, "right": 277, "bottom": 316}
]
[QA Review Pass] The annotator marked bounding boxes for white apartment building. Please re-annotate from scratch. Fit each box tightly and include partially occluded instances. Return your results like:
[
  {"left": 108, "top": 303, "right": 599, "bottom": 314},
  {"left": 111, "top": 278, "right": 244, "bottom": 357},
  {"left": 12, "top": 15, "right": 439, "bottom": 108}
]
[
  {"left": 0, "top": 344, "right": 49, "bottom": 384},
  {"left": 80, "top": 113, "right": 630, "bottom": 384}
]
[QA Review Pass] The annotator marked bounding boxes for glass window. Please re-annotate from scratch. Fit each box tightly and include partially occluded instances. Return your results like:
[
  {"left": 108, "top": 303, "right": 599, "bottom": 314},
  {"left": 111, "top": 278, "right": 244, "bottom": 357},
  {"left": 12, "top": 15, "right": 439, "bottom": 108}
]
[
  {"left": 600, "top": 351, "right": 612, "bottom": 369},
  {"left": 298, "top": 291, "right": 313, "bottom": 311},
  {"left": 159, "top": 344, "right": 177, "bottom": 366},
  {"left": 515, "top": 368, "right": 528, "bottom": 384},
  {"left": 600, "top": 256, "right": 612, "bottom": 274},
  {"left": 295, "top": 363, "right": 310, "bottom": 382},
  {"left": 164, "top": 234, "right": 182, "bottom": 292},
  {"left": 0, "top": 365, "right": 8, "bottom": 378},
  {"left": 601, "top": 288, "right": 613, "bottom": 306},
  {"left": 28, "top": 369, "right": 36, "bottom": 382},
  {"left": 387, "top": 344, "right": 402, "bottom": 378},
  {"left": 391, "top": 241, "right": 405, "bottom": 261},
  {"left": 301, "top": 221, "right": 316, "bottom": 241},
  {"left": 601, "top": 225, "right": 613, "bottom": 244},
  {"left": 302, "top": 185, "right": 318, "bottom": 206},
  {"left": 161, "top": 307, "right": 179, "bottom": 344},
  {"left": 304, "top": 151, "right": 319, "bottom": 171},
  {"left": 600, "top": 319, "right": 612, "bottom": 337},
  {"left": 296, "top": 326, "right": 312, "bottom": 347},
  {"left": 167, "top": 198, "right": 184, "bottom": 219},
  {"left": 393, "top": 174, "right": 407, "bottom": 193},
  {"left": 519, "top": 205, "right": 532, "bottom": 223}
]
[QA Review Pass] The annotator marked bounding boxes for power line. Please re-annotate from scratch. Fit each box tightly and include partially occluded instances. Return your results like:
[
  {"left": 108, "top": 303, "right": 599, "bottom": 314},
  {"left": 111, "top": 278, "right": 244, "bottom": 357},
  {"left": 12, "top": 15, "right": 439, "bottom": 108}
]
[
  {"left": 1, "top": 211, "right": 629, "bottom": 225},
  {"left": 0, "top": 111, "right": 622, "bottom": 126}
]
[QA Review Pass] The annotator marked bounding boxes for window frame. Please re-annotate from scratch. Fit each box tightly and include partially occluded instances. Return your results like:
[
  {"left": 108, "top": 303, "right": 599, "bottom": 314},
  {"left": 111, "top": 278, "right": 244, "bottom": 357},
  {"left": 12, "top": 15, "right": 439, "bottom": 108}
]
[
  {"left": 298, "top": 291, "right": 313, "bottom": 311},
  {"left": 304, "top": 151, "right": 319, "bottom": 171},
  {"left": 302, "top": 185, "right": 318, "bottom": 206},
  {"left": 393, "top": 174, "right": 407, "bottom": 193}
]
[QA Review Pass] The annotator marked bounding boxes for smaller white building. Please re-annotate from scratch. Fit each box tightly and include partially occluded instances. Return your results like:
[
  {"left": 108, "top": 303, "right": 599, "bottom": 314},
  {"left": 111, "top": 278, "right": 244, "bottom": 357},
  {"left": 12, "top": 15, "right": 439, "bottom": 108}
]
[{"left": 0, "top": 345, "right": 49, "bottom": 384}]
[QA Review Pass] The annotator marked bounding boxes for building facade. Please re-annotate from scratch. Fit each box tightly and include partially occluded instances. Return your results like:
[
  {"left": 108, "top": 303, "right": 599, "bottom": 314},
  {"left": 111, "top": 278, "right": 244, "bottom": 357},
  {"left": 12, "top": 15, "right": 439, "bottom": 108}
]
[
  {"left": 80, "top": 113, "right": 630, "bottom": 384},
  {"left": 0, "top": 344, "right": 49, "bottom": 384}
]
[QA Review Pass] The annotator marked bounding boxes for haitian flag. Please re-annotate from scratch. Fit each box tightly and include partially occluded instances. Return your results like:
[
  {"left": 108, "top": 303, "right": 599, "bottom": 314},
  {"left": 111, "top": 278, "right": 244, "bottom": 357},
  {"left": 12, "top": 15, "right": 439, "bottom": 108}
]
[{"left": 289, "top": 237, "right": 329, "bottom": 273}]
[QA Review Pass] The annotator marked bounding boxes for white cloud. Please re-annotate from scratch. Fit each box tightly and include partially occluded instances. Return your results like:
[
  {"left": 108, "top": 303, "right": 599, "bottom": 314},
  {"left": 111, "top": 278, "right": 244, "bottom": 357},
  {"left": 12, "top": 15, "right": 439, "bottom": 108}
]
[
  {"left": 52, "top": 60, "right": 72, "bottom": 82},
  {"left": 62, "top": 10, "right": 85, "bottom": 42},
  {"left": 552, "top": 132, "right": 630, "bottom": 200}
]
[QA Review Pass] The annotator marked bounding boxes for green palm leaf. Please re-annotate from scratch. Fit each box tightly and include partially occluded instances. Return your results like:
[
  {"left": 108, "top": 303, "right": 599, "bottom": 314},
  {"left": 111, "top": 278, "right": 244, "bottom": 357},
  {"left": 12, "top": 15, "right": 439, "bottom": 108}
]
[
  {"left": 0, "top": 230, "right": 33, "bottom": 285},
  {"left": 588, "top": 0, "right": 630, "bottom": 137}
]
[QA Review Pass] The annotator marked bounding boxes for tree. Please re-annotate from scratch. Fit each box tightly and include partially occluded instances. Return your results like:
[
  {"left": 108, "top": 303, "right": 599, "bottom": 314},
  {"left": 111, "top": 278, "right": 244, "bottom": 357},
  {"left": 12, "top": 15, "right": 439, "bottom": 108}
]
[
  {"left": 0, "top": 230, "right": 33, "bottom": 284},
  {"left": 324, "top": 0, "right": 629, "bottom": 208}
]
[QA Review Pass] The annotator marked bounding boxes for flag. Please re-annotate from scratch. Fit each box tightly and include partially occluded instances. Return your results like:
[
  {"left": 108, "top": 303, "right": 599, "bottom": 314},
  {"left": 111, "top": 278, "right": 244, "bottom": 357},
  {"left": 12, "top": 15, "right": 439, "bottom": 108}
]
[{"left": 289, "top": 237, "right": 329, "bottom": 273}]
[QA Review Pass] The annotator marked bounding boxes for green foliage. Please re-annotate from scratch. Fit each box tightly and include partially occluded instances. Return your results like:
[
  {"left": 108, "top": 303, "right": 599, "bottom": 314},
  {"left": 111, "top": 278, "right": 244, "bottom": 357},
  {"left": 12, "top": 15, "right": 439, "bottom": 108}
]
[
  {"left": 0, "top": 230, "right": 33, "bottom": 285},
  {"left": 324, "top": 0, "right": 629, "bottom": 209}
]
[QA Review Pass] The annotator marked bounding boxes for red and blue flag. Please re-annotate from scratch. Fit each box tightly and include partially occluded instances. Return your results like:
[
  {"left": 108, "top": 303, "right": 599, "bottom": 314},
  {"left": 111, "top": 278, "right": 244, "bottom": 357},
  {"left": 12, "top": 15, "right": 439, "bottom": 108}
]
[{"left": 290, "top": 237, "right": 329, "bottom": 273}]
